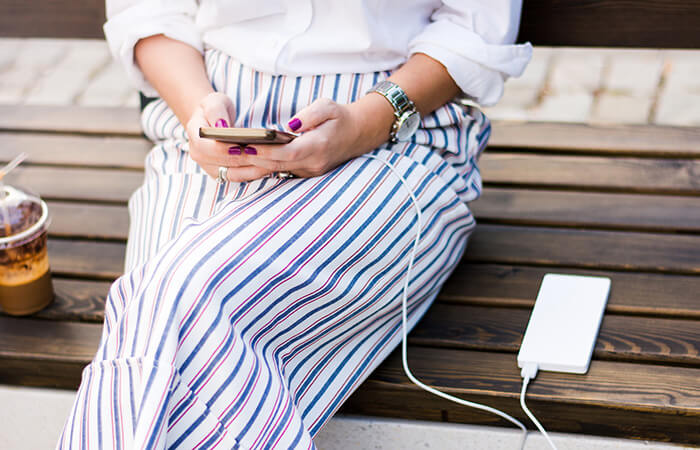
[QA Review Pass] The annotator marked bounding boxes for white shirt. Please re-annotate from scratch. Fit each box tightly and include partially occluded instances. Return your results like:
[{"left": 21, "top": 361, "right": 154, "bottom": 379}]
[{"left": 104, "top": 0, "right": 532, "bottom": 106}]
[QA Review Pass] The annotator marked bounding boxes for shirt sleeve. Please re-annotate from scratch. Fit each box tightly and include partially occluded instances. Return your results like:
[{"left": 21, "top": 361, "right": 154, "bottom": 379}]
[
  {"left": 103, "top": 0, "right": 202, "bottom": 96},
  {"left": 408, "top": 0, "right": 532, "bottom": 106}
]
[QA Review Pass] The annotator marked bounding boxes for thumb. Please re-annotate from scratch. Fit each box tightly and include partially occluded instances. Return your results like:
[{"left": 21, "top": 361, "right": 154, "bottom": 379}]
[
  {"left": 286, "top": 98, "right": 339, "bottom": 133},
  {"left": 201, "top": 92, "right": 236, "bottom": 128}
]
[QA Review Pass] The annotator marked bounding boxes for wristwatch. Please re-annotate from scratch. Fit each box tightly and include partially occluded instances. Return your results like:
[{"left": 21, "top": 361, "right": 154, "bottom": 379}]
[{"left": 367, "top": 80, "right": 421, "bottom": 143}]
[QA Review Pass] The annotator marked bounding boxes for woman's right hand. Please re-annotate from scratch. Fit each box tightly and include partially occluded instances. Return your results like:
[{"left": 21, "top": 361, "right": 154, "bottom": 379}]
[{"left": 185, "top": 92, "right": 272, "bottom": 182}]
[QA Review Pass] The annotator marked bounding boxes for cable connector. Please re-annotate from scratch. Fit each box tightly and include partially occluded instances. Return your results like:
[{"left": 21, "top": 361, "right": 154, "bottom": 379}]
[
  {"left": 520, "top": 362, "right": 539, "bottom": 380},
  {"left": 519, "top": 362, "right": 558, "bottom": 450}
]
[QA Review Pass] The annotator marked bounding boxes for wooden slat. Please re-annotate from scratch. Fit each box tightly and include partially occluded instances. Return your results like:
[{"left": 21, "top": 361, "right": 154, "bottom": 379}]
[
  {"left": 43, "top": 224, "right": 700, "bottom": 286},
  {"left": 518, "top": 0, "right": 700, "bottom": 48},
  {"left": 6, "top": 152, "right": 700, "bottom": 209},
  {"left": 410, "top": 303, "right": 700, "bottom": 366},
  {"left": 0, "top": 317, "right": 100, "bottom": 363},
  {"left": 466, "top": 225, "right": 700, "bottom": 275},
  {"left": 471, "top": 188, "right": 700, "bottom": 232},
  {"left": 480, "top": 153, "right": 700, "bottom": 195},
  {"left": 344, "top": 349, "right": 700, "bottom": 444},
  {"left": 5, "top": 166, "right": 142, "bottom": 203},
  {"left": 48, "top": 201, "right": 129, "bottom": 240},
  {"left": 5, "top": 0, "right": 700, "bottom": 48},
  {"left": 4, "top": 105, "right": 700, "bottom": 160},
  {"left": 489, "top": 121, "right": 700, "bottom": 158},
  {"left": 14, "top": 265, "right": 700, "bottom": 325},
  {"left": 43, "top": 191, "right": 700, "bottom": 246},
  {"left": 0, "top": 1, "right": 105, "bottom": 38},
  {"left": 0, "top": 132, "right": 149, "bottom": 169},
  {"left": 35, "top": 278, "right": 109, "bottom": 322},
  {"left": 439, "top": 264, "right": 700, "bottom": 319},
  {"left": 0, "top": 106, "right": 142, "bottom": 136},
  {"left": 0, "top": 317, "right": 101, "bottom": 389},
  {"left": 48, "top": 239, "right": 124, "bottom": 280}
]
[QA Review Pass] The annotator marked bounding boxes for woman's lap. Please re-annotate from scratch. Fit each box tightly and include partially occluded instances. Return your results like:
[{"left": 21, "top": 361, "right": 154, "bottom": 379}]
[
  {"left": 59, "top": 148, "right": 475, "bottom": 449},
  {"left": 59, "top": 50, "right": 487, "bottom": 449}
]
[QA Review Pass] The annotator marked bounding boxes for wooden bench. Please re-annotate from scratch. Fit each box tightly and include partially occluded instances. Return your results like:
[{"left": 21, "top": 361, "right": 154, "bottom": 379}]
[{"left": 1, "top": 0, "right": 700, "bottom": 445}]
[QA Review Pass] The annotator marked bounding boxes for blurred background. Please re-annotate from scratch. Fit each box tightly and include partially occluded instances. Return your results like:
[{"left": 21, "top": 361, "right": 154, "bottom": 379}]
[{"left": 1, "top": 38, "right": 698, "bottom": 127}]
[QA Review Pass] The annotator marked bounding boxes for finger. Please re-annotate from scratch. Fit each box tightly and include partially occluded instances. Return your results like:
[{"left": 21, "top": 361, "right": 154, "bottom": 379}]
[
  {"left": 199, "top": 163, "right": 265, "bottom": 182},
  {"left": 286, "top": 98, "right": 339, "bottom": 133},
  {"left": 202, "top": 92, "right": 235, "bottom": 127},
  {"left": 225, "top": 165, "right": 273, "bottom": 182}
]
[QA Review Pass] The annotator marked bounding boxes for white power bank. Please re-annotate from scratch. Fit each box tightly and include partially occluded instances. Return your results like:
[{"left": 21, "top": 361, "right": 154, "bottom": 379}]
[{"left": 517, "top": 274, "right": 611, "bottom": 374}]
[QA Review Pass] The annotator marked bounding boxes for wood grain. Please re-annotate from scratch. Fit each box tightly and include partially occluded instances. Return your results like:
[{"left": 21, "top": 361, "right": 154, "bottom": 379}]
[
  {"left": 0, "top": 0, "right": 105, "bottom": 38},
  {"left": 343, "top": 377, "right": 700, "bottom": 444},
  {"left": 0, "top": 105, "right": 143, "bottom": 136},
  {"left": 466, "top": 225, "right": 700, "bottom": 275},
  {"left": 9, "top": 264, "right": 700, "bottom": 325},
  {"left": 0, "top": 316, "right": 101, "bottom": 362},
  {"left": 472, "top": 188, "right": 700, "bottom": 232},
  {"left": 439, "top": 264, "right": 700, "bottom": 319},
  {"left": 48, "top": 239, "right": 125, "bottom": 280},
  {"left": 480, "top": 153, "right": 700, "bottom": 195},
  {"left": 0, "top": 132, "right": 149, "bottom": 169},
  {"left": 35, "top": 278, "right": 110, "bottom": 323},
  {"left": 4, "top": 105, "right": 700, "bottom": 159},
  {"left": 4, "top": 166, "right": 142, "bottom": 203},
  {"left": 5, "top": 0, "right": 700, "bottom": 48},
  {"left": 489, "top": 121, "right": 700, "bottom": 158},
  {"left": 518, "top": 0, "right": 700, "bottom": 48},
  {"left": 43, "top": 189, "right": 700, "bottom": 246},
  {"left": 410, "top": 304, "right": 700, "bottom": 366},
  {"left": 47, "top": 201, "right": 129, "bottom": 241}
]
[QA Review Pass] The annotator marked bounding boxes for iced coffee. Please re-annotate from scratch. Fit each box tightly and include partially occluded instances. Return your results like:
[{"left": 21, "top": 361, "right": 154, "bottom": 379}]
[{"left": 0, "top": 185, "right": 53, "bottom": 315}]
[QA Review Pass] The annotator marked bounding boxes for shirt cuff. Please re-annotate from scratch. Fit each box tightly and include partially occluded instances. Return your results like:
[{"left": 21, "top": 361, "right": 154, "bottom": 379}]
[
  {"left": 104, "top": 4, "right": 203, "bottom": 97},
  {"left": 408, "top": 22, "right": 532, "bottom": 106}
]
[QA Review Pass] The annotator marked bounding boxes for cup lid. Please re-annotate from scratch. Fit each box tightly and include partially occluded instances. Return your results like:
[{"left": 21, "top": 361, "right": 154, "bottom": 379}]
[{"left": 0, "top": 184, "right": 48, "bottom": 243}]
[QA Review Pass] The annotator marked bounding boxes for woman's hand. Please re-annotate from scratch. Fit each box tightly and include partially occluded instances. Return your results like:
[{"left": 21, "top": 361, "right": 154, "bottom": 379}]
[
  {"left": 237, "top": 96, "right": 395, "bottom": 178},
  {"left": 185, "top": 92, "right": 272, "bottom": 182}
]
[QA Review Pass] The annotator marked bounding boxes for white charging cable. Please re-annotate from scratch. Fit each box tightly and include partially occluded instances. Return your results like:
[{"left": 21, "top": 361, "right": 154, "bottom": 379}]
[
  {"left": 362, "top": 154, "right": 535, "bottom": 450},
  {"left": 520, "top": 363, "right": 558, "bottom": 449}
]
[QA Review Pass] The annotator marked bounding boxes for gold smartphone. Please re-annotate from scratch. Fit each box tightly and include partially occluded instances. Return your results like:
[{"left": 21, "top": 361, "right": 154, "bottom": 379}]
[{"left": 199, "top": 127, "right": 297, "bottom": 144}]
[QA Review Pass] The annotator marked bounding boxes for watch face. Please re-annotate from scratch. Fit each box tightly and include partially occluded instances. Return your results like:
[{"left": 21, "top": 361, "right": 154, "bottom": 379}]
[{"left": 396, "top": 111, "right": 421, "bottom": 141}]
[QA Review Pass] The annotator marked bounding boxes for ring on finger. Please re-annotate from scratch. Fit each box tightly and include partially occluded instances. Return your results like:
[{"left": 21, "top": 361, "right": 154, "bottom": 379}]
[
  {"left": 276, "top": 171, "right": 295, "bottom": 179},
  {"left": 216, "top": 166, "right": 228, "bottom": 184}
]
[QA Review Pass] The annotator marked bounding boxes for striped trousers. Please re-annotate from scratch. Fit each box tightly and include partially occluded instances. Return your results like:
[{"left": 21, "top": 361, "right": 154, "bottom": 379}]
[{"left": 58, "top": 49, "right": 489, "bottom": 449}]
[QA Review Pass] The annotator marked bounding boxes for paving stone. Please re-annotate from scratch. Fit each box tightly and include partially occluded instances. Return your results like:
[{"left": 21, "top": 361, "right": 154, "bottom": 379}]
[
  {"left": 604, "top": 54, "right": 663, "bottom": 96},
  {"left": 24, "top": 43, "right": 111, "bottom": 105},
  {"left": 654, "top": 92, "right": 700, "bottom": 126},
  {"left": 0, "top": 38, "right": 24, "bottom": 72},
  {"left": 78, "top": 60, "right": 133, "bottom": 107},
  {"left": 507, "top": 46, "right": 551, "bottom": 89},
  {"left": 591, "top": 93, "right": 652, "bottom": 125},
  {"left": 529, "top": 92, "right": 593, "bottom": 123},
  {"left": 549, "top": 54, "right": 604, "bottom": 94},
  {"left": 0, "top": 67, "right": 37, "bottom": 104},
  {"left": 123, "top": 90, "right": 141, "bottom": 108},
  {"left": 13, "top": 39, "right": 68, "bottom": 72},
  {"left": 662, "top": 59, "right": 700, "bottom": 94}
]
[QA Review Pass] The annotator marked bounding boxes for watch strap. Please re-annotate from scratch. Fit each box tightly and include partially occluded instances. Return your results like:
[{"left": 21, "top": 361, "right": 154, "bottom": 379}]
[{"left": 367, "top": 80, "right": 418, "bottom": 142}]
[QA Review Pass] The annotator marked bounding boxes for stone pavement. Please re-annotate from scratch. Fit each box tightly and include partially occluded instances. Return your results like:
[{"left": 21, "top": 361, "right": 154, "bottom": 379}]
[{"left": 1, "top": 37, "right": 699, "bottom": 127}]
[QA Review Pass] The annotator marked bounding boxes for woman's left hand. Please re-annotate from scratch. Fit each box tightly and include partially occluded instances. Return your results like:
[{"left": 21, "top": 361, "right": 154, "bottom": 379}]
[{"left": 229, "top": 96, "right": 394, "bottom": 179}]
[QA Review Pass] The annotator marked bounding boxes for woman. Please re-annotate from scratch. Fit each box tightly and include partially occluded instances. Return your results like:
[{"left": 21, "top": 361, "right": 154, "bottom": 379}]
[{"left": 59, "top": 1, "right": 530, "bottom": 448}]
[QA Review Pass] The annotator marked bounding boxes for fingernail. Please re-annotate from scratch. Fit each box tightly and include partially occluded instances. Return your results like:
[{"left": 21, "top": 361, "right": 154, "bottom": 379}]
[
  {"left": 288, "top": 118, "right": 301, "bottom": 131},
  {"left": 228, "top": 146, "right": 241, "bottom": 155},
  {"left": 244, "top": 146, "right": 257, "bottom": 155},
  {"left": 215, "top": 119, "right": 228, "bottom": 128}
]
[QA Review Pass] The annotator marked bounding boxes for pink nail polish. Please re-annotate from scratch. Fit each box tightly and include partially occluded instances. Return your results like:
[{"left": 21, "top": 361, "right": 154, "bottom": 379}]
[
  {"left": 288, "top": 118, "right": 301, "bottom": 131},
  {"left": 244, "top": 146, "right": 257, "bottom": 155},
  {"left": 228, "top": 146, "right": 241, "bottom": 155},
  {"left": 215, "top": 119, "right": 228, "bottom": 128}
]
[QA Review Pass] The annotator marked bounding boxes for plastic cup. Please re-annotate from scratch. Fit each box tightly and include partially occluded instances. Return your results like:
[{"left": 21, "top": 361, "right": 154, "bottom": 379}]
[{"left": 0, "top": 185, "right": 54, "bottom": 316}]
